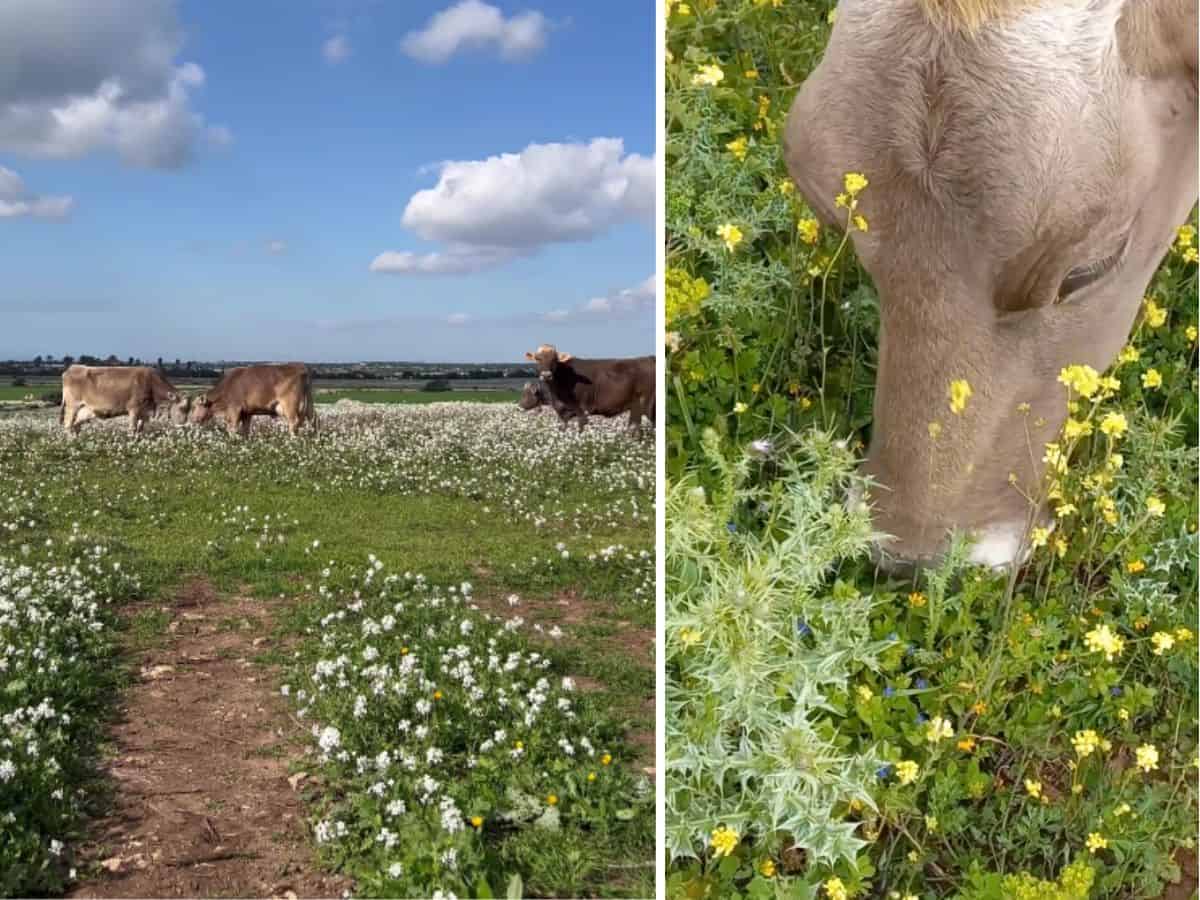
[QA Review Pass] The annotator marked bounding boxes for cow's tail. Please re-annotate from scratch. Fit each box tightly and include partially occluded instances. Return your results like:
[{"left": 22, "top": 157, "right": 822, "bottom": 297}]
[{"left": 299, "top": 369, "right": 317, "bottom": 433}]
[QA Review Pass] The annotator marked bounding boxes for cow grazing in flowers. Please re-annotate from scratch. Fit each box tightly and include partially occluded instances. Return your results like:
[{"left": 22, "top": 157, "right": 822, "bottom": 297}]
[
  {"left": 189, "top": 363, "right": 317, "bottom": 437},
  {"left": 60, "top": 365, "right": 190, "bottom": 436},
  {"left": 784, "top": 0, "right": 1197, "bottom": 569},
  {"left": 524, "top": 344, "right": 656, "bottom": 433}
]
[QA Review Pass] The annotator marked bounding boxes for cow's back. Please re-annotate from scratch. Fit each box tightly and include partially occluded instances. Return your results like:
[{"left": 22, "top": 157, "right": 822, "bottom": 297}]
[
  {"left": 211, "top": 363, "right": 310, "bottom": 413},
  {"left": 566, "top": 358, "right": 651, "bottom": 416},
  {"left": 63, "top": 365, "right": 153, "bottom": 411}
]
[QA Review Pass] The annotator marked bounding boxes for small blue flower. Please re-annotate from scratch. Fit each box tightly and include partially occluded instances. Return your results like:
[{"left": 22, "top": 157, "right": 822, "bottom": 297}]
[
  {"left": 1110, "top": 686, "right": 1123, "bottom": 697},
  {"left": 795, "top": 619, "right": 812, "bottom": 638},
  {"left": 876, "top": 765, "right": 893, "bottom": 780},
  {"left": 887, "top": 632, "right": 899, "bottom": 642},
  {"left": 916, "top": 678, "right": 929, "bottom": 690},
  {"left": 883, "top": 686, "right": 896, "bottom": 699},
  {"left": 726, "top": 522, "right": 737, "bottom": 533},
  {"left": 916, "top": 712, "right": 928, "bottom": 724}
]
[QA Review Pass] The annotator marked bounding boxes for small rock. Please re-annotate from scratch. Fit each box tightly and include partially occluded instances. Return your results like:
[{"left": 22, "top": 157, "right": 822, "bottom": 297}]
[
  {"left": 287, "top": 772, "right": 307, "bottom": 790},
  {"left": 141, "top": 664, "right": 174, "bottom": 680}
]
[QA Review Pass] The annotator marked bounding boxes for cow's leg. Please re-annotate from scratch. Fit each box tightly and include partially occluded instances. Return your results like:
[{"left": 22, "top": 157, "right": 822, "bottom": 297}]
[
  {"left": 576, "top": 411, "right": 588, "bottom": 433},
  {"left": 70, "top": 404, "right": 95, "bottom": 435},
  {"left": 238, "top": 413, "right": 252, "bottom": 438},
  {"left": 225, "top": 409, "right": 242, "bottom": 436},
  {"left": 626, "top": 400, "right": 643, "bottom": 435}
]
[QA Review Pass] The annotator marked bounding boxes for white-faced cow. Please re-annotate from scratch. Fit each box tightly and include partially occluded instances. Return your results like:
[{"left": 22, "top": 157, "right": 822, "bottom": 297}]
[
  {"left": 784, "top": 0, "right": 1197, "bottom": 570},
  {"left": 524, "top": 345, "right": 656, "bottom": 433},
  {"left": 61, "top": 365, "right": 189, "bottom": 436},
  {"left": 189, "top": 363, "right": 316, "bottom": 437}
]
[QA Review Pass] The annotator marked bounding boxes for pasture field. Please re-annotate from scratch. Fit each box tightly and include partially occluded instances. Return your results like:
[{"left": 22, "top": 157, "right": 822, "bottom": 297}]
[
  {"left": 666, "top": 2, "right": 1198, "bottom": 899},
  {"left": 0, "top": 403, "right": 654, "bottom": 898},
  {"left": 0, "top": 385, "right": 524, "bottom": 406}
]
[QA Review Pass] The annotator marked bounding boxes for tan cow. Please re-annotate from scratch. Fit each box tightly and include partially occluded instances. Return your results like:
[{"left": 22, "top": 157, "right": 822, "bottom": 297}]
[
  {"left": 783, "top": 0, "right": 1197, "bottom": 570},
  {"left": 189, "top": 363, "right": 316, "bottom": 436},
  {"left": 61, "top": 365, "right": 189, "bottom": 436}
]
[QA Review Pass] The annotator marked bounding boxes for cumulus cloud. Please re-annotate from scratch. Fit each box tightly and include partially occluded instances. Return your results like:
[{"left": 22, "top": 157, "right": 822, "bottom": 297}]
[
  {"left": 370, "top": 138, "right": 653, "bottom": 275},
  {"left": 536, "top": 274, "right": 656, "bottom": 325},
  {"left": 400, "top": 0, "right": 548, "bottom": 63},
  {"left": 322, "top": 34, "right": 351, "bottom": 63},
  {"left": 0, "top": 166, "right": 73, "bottom": 220},
  {"left": 0, "top": 0, "right": 228, "bottom": 168}
]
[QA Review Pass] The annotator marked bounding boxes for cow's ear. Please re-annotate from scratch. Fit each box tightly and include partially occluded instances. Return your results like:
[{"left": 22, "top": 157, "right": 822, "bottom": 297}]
[
  {"left": 524, "top": 352, "right": 535, "bottom": 360},
  {"left": 558, "top": 353, "right": 573, "bottom": 363}
]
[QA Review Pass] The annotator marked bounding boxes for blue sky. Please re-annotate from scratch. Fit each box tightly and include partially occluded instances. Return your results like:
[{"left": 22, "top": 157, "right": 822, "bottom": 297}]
[{"left": 0, "top": 0, "right": 655, "bottom": 363}]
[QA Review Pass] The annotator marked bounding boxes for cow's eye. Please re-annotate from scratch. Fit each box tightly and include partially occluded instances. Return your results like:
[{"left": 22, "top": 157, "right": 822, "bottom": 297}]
[{"left": 1057, "top": 235, "right": 1128, "bottom": 302}]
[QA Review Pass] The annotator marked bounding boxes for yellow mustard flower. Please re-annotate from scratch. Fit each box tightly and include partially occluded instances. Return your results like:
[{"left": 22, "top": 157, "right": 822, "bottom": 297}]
[
  {"left": 843, "top": 172, "right": 869, "bottom": 197},
  {"left": 1118, "top": 345, "right": 1140, "bottom": 364},
  {"left": 1099, "top": 412, "right": 1127, "bottom": 438},
  {"left": 853, "top": 214, "right": 869, "bottom": 232},
  {"left": 926, "top": 716, "right": 954, "bottom": 742},
  {"left": 1141, "top": 368, "right": 1163, "bottom": 389},
  {"left": 825, "top": 877, "right": 849, "bottom": 900},
  {"left": 1086, "top": 833, "right": 1108, "bottom": 853},
  {"left": 1084, "top": 624, "right": 1125, "bottom": 661},
  {"left": 1058, "top": 364, "right": 1101, "bottom": 398},
  {"left": 1136, "top": 743, "right": 1160, "bottom": 773},
  {"left": 909, "top": 591, "right": 927, "bottom": 608},
  {"left": 1187, "top": 325, "right": 1198, "bottom": 343},
  {"left": 896, "top": 760, "right": 919, "bottom": 785},
  {"left": 797, "top": 217, "right": 821, "bottom": 244},
  {"left": 1146, "top": 496, "right": 1166, "bottom": 517},
  {"left": 1072, "top": 729, "right": 1101, "bottom": 758},
  {"left": 716, "top": 223, "right": 743, "bottom": 252},
  {"left": 1144, "top": 297, "right": 1168, "bottom": 327},
  {"left": 760, "top": 859, "right": 776, "bottom": 878},
  {"left": 711, "top": 825, "right": 739, "bottom": 858},
  {"left": 1024, "top": 779, "right": 1042, "bottom": 799},
  {"left": 726, "top": 136, "right": 749, "bottom": 161},
  {"left": 948, "top": 378, "right": 973, "bottom": 415},
  {"left": 692, "top": 63, "right": 725, "bottom": 87},
  {"left": 1151, "top": 631, "right": 1175, "bottom": 655}
]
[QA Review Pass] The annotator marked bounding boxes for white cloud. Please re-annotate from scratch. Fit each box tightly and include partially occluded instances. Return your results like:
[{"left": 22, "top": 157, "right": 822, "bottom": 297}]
[
  {"left": 0, "top": 0, "right": 228, "bottom": 168},
  {"left": 0, "top": 166, "right": 73, "bottom": 220},
  {"left": 446, "top": 313, "right": 471, "bottom": 325},
  {"left": 543, "top": 309, "right": 569, "bottom": 322},
  {"left": 400, "top": 0, "right": 548, "bottom": 63},
  {"left": 371, "top": 138, "right": 653, "bottom": 275},
  {"left": 267, "top": 239, "right": 288, "bottom": 255},
  {"left": 536, "top": 274, "right": 656, "bottom": 325},
  {"left": 322, "top": 34, "right": 351, "bottom": 64}
]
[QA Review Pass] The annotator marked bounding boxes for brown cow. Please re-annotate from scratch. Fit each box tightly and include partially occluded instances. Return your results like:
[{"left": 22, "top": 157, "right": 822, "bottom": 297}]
[
  {"left": 189, "top": 363, "right": 316, "bottom": 437},
  {"left": 61, "top": 365, "right": 188, "bottom": 436},
  {"left": 523, "top": 345, "right": 655, "bottom": 433}
]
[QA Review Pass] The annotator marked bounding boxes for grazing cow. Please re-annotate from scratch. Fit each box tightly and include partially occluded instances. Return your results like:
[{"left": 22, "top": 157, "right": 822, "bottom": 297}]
[
  {"left": 523, "top": 345, "right": 656, "bottom": 433},
  {"left": 783, "top": 0, "right": 1197, "bottom": 570},
  {"left": 189, "top": 363, "right": 316, "bottom": 436},
  {"left": 517, "top": 381, "right": 580, "bottom": 428},
  {"left": 60, "top": 365, "right": 188, "bottom": 436}
]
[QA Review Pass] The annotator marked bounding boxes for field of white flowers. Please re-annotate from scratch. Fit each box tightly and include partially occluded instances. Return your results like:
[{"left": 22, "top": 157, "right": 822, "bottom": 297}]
[{"left": 0, "top": 402, "right": 655, "bottom": 898}]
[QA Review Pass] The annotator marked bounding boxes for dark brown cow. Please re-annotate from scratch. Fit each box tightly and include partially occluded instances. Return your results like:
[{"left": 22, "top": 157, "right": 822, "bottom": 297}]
[
  {"left": 523, "top": 344, "right": 655, "bottom": 433},
  {"left": 61, "top": 365, "right": 188, "bottom": 436},
  {"left": 189, "top": 363, "right": 316, "bottom": 436}
]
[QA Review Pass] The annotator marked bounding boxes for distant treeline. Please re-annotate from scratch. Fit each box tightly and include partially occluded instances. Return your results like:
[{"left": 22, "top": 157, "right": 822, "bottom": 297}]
[{"left": 1, "top": 356, "right": 536, "bottom": 381}]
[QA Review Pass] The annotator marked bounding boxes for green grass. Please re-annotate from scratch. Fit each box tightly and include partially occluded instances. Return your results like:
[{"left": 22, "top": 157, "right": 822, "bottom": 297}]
[{"left": 0, "top": 404, "right": 653, "bottom": 897}]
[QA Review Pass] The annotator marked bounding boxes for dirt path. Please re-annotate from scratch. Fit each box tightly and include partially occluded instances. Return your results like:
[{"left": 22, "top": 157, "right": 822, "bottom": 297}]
[{"left": 70, "top": 580, "right": 347, "bottom": 900}]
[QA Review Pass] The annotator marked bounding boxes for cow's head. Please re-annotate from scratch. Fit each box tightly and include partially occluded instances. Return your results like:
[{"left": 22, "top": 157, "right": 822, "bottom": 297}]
[
  {"left": 189, "top": 394, "right": 215, "bottom": 425},
  {"left": 166, "top": 393, "right": 191, "bottom": 425},
  {"left": 524, "top": 344, "right": 572, "bottom": 382},
  {"left": 784, "top": 0, "right": 1197, "bottom": 570},
  {"left": 518, "top": 382, "right": 545, "bottom": 410}
]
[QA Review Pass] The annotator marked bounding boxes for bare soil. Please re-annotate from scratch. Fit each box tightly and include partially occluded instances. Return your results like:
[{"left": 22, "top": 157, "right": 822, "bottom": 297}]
[{"left": 69, "top": 579, "right": 348, "bottom": 900}]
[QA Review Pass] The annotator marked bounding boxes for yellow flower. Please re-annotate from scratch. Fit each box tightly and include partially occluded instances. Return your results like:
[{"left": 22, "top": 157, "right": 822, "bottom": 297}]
[
  {"left": 928, "top": 421, "right": 942, "bottom": 439},
  {"left": 716, "top": 223, "right": 743, "bottom": 252},
  {"left": 1024, "top": 779, "right": 1042, "bottom": 799},
  {"left": 601, "top": 753, "right": 612, "bottom": 766},
  {"left": 1151, "top": 631, "right": 1176, "bottom": 655},
  {"left": 800, "top": 396, "right": 813, "bottom": 410},
  {"left": 1099, "top": 412, "right": 1127, "bottom": 438},
  {"left": 1118, "top": 345, "right": 1140, "bottom": 364},
  {"left": 972, "top": 700, "right": 987, "bottom": 715},
  {"left": 925, "top": 815, "right": 939, "bottom": 832},
  {"left": 1114, "top": 802, "right": 1132, "bottom": 817},
  {"left": 1086, "top": 833, "right": 1108, "bottom": 853},
  {"left": 1072, "top": 729, "right": 1101, "bottom": 758},
  {"left": 1084, "top": 624, "right": 1125, "bottom": 661},
  {"left": 744, "top": 68, "right": 758, "bottom": 79},
  {"left": 1136, "top": 743, "right": 1159, "bottom": 773},
  {"left": 948, "top": 378, "right": 973, "bottom": 415},
  {"left": 834, "top": 192, "right": 849, "bottom": 209},
  {"left": 1107, "top": 452, "right": 1124, "bottom": 471},
  {"left": 797, "top": 217, "right": 821, "bottom": 244},
  {"left": 1043, "top": 443, "right": 1068, "bottom": 474},
  {"left": 433, "top": 690, "right": 443, "bottom": 700},
  {"left": 1058, "top": 364, "right": 1101, "bottom": 399},
  {"left": 1175, "top": 627, "right": 1194, "bottom": 642},
  {"left": 515, "top": 740, "right": 524, "bottom": 749},
  {"left": 856, "top": 685, "right": 873, "bottom": 702},
  {"left": 1133, "top": 615, "right": 1150, "bottom": 631},
  {"left": 1141, "top": 368, "right": 1163, "bottom": 389},
  {"left": 679, "top": 627, "right": 701, "bottom": 647},
  {"left": 1186, "top": 247, "right": 1199, "bottom": 263},
  {"left": 733, "top": 401, "right": 748, "bottom": 414},
  {"left": 908, "top": 591, "right": 927, "bottom": 608},
  {"left": 1030, "top": 526, "right": 1050, "bottom": 548},
  {"left": 711, "top": 825, "right": 739, "bottom": 858},
  {"left": 726, "top": 136, "right": 748, "bottom": 161},
  {"left": 843, "top": 172, "right": 869, "bottom": 197},
  {"left": 957, "top": 737, "right": 977, "bottom": 752},
  {"left": 778, "top": 179, "right": 795, "bottom": 195},
  {"left": 1055, "top": 503, "right": 1077, "bottom": 518},
  {"left": 1118, "top": 708, "right": 1130, "bottom": 722},
  {"left": 853, "top": 214, "right": 869, "bottom": 232},
  {"left": 825, "top": 877, "right": 849, "bottom": 900},
  {"left": 1178, "top": 224, "right": 1196, "bottom": 248},
  {"left": 1144, "top": 297, "right": 1167, "bottom": 327},
  {"left": 1146, "top": 496, "right": 1166, "bottom": 517},
  {"left": 896, "top": 760, "right": 920, "bottom": 785},
  {"left": 546, "top": 794, "right": 558, "bottom": 806},
  {"left": 692, "top": 63, "right": 725, "bottom": 87},
  {"left": 1126, "top": 558, "right": 1145, "bottom": 573},
  {"left": 1063, "top": 418, "right": 1093, "bottom": 439},
  {"left": 926, "top": 716, "right": 954, "bottom": 742},
  {"left": 760, "top": 859, "right": 776, "bottom": 878},
  {"left": 470, "top": 815, "right": 484, "bottom": 828},
  {"left": 1188, "top": 325, "right": 1198, "bottom": 343},
  {"left": 587, "top": 771, "right": 597, "bottom": 782}
]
